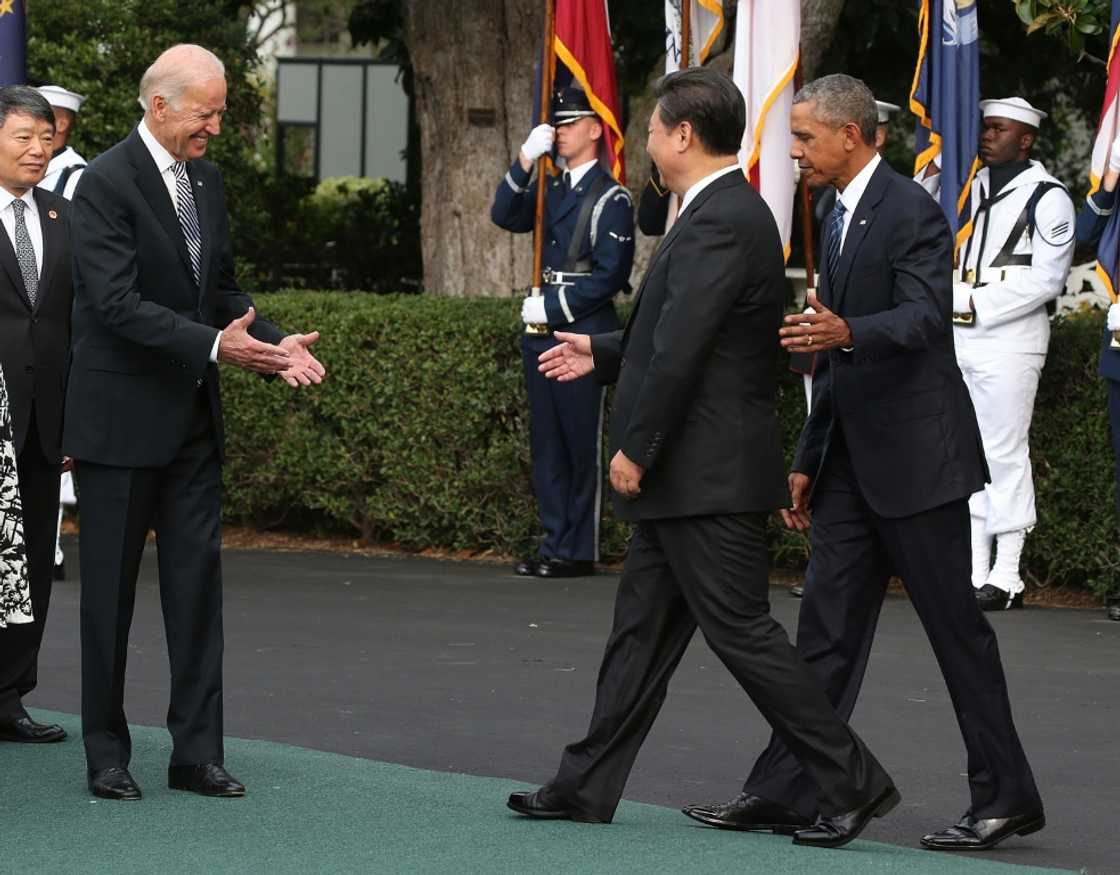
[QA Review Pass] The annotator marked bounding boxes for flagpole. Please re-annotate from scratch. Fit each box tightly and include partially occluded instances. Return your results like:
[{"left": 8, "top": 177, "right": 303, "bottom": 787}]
[
  {"left": 680, "top": 1, "right": 691, "bottom": 69},
  {"left": 793, "top": 61, "right": 815, "bottom": 298},
  {"left": 527, "top": 0, "right": 557, "bottom": 337}
]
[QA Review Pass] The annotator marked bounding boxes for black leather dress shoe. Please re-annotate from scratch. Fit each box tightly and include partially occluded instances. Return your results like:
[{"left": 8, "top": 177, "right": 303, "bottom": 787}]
[
  {"left": 920, "top": 811, "right": 1045, "bottom": 851},
  {"left": 507, "top": 786, "right": 606, "bottom": 822},
  {"left": 514, "top": 556, "right": 539, "bottom": 576},
  {"left": 0, "top": 716, "right": 67, "bottom": 743},
  {"left": 792, "top": 785, "right": 900, "bottom": 849},
  {"left": 168, "top": 764, "right": 245, "bottom": 797},
  {"left": 975, "top": 584, "right": 1023, "bottom": 611},
  {"left": 1107, "top": 600, "right": 1120, "bottom": 621},
  {"left": 789, "top": 584, "right": 804, "bottom": 599},
  {"left": 535, "top": 558, "right": 594, "bottom": 578},
  {"left": 88, "top": 767, "right": 142, "bottom": 801},
  {"left": 682, "top": 792, "right": 811, "bottom": 834}
]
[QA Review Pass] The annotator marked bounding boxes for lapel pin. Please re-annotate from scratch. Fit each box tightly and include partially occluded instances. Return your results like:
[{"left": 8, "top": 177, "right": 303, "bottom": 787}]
[
  {"left": 197, "top": 180, "right": 204, "bottom": 187},
  {"left": 48, "top": 209, "right": 58, "bottom": 219},
  {"left": 859, "top": 219, "right": 867, "bottom": 225}
]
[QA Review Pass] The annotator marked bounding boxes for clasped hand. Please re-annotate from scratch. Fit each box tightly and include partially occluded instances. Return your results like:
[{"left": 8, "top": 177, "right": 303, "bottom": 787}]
[{"left": 779, "top": 292, "right": 852, "bottom": 353}]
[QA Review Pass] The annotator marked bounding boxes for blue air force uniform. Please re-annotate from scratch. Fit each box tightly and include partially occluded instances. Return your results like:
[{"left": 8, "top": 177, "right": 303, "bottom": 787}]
[{"left": 490, "top": 99, "right": 634, "bottom": 569}]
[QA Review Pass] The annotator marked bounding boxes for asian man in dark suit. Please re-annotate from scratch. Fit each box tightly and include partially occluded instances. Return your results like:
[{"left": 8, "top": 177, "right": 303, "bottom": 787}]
[
  {"left": 66, "top": 44, "right": 325, "bottom": 802},
  {"left": 0, "top": 87, "right": 71, "bottom": 746},
  {"left": 683, "top": 74, "right": 1044, "bottom": 853},
  {"left": 511, "top": 67, "right": 898, "bottom": 850}
]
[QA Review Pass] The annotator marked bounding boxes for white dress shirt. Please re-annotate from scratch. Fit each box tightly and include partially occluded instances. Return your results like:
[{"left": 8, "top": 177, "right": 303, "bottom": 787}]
[
  {"left": 0, "top": 188, "right": 43, "bottom": 277},
  {"left": 835, "top": 152, "right": 881, "bottom": 251},
  {"left": 137, "top": 119, "right": 223, "bottom": 362},
  {"left": 678, "top": 162, "right": 742, "bottom": 216},
  {"left": 564, "top": 158, "right": 598, "bottom": 189}
]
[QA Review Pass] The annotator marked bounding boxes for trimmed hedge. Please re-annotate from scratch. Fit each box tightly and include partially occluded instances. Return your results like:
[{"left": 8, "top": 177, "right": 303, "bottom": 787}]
[{"left": 221, "top": 294, "right": 1118, "bottom": 600}]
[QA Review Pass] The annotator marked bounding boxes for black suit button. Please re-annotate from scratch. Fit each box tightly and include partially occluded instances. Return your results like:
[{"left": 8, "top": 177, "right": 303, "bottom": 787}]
[{"left": 31, "top": 317, "right": 38, "bottom": 325}]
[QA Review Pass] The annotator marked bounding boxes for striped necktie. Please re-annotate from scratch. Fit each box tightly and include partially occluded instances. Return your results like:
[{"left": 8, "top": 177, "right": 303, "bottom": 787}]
[
  {"left": 172, "top": 161, "right": 202, "bottom": 286},
  {"left": 825, "top": 199, "right": 847, "bottom": 291},
  {"left": 10, "top": 199, "right": 39, "bottom": 307}
]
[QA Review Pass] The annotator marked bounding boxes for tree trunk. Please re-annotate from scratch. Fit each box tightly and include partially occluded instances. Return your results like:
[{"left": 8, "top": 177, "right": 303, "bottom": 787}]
[
  {"left": 800, "top": 0, "right": 845, "bottom": 79},
  {"left": 404, "top": 0, "right": 539, "bottom": 297}
]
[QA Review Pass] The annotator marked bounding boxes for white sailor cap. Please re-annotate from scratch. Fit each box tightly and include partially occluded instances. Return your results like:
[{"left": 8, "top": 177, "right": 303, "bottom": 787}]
[
  {"left": 36, "top": 85, "right": 86, "bottom": 114},
  {"left": 875, "top": 101, "right": 901, "bottom": 125},
  {"left": 979, "top": 97, "right": 1046, "bottom": 129}
]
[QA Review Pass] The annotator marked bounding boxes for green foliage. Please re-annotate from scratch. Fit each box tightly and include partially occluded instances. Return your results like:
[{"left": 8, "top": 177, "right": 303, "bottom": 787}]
[
  {"left": 26, "top": 0, "right": 269, "bottom": 278},
  {"left": 221, "top": 294, "right": 1118, "bottom": 601},
  {"left": 1015, "top": 0, "right": 1109, "bottom": 60}
]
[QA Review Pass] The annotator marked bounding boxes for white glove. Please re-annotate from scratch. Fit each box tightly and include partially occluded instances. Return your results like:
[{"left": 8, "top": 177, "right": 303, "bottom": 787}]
[
  {"left": 952, "top": 282, "right": 974, "bottom": 314},
  {"left": 1108, "top": 302, "right": 1120, "bottom": 331},
  {"left": 1110, "top": 135, "right": 1120, "bottom": 174},
  {"left": 520, "top": 125, "right": 555, "bottom": 163},
  {"left": 521, "top": 295, "right": 548, "bottom": 325}
]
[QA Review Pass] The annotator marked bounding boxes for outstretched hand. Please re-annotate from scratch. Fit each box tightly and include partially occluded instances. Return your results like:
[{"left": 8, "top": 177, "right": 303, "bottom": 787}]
[
  {"left": 779, "top": 292, "right": 852, "bottom": 354},
  {"left": 538, "top": 332, "right": 594, "bottom": 382},
  {"left": 218, "top": 307, "right": 291, "bottom": 374},
  {"left": 277, "top": 331, "right": 326, "bottom": 388}
]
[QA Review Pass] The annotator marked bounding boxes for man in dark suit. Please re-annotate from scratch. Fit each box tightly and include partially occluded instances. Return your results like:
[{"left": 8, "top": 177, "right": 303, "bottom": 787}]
[
  {"left": 0, "top": 86, "right": 71, "bottom": 746},
  {"left": 509, "top": 68, "right": 898, "bottom": 851},
  {"left": 682, "top": 74, "right": 1044, "bottom": 853},
  {"left": 67, "top": 44, "right": 324, "bottom": 801}
]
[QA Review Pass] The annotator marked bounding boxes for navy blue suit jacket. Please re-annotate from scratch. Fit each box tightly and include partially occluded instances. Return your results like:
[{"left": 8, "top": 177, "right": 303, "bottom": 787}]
[{"left": 1074, "top": 188, "right": 1120, "bottom": 382}]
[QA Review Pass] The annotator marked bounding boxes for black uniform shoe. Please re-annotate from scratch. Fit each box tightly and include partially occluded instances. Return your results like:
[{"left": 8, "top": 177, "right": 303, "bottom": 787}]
[
  {"left": 514, "top": 556, "right": 540, "bottom": 576},
  {"left": 975, "top": 584, "right": 1023, "bottom": 611},
  {"left": 0, "top": 716, "right": 67, "bottom": 743},
  {"left": 789, "top": 584, "right": 804, "bottom": 598},
  {"left": 1106, "top": 600, "right": 1120, "bottom": 622},
  {"left": 535, "top": 558, "right": 594, "bottom": 578},
  {"left": 792, "top": 785, "right": 900, "bottom": 849},
  {"left": 53, "top": 560, "right": 66, "bottom": 581},
  {"left": 88, "top": 767, "right": 142, "bottom": 801},
  {"left": 168, "top": 764, "right": 245, "bottom": 797},
  {"left": 507, "top": 786, "right": 607, "bottom": 822},
  {"left": 920, "top": 811, "right": 1045, "bottom": 851},
  {"left": 682, "top": 792, "right": 811, "bottom": 834}
]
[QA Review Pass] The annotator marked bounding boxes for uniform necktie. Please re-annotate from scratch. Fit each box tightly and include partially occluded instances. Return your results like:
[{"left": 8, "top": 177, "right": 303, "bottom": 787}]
[
  {"left": 825, "top": 199, "right": 847, "bottom": 291},
  {"left": 173, "top": 161, "right": 202, "bottom": 286},
  {"left": 561, "top": 170, "right": 572, "bottom": 194},
  {"left": 10, "top": 199, "right": 38, "bottom": 307}
]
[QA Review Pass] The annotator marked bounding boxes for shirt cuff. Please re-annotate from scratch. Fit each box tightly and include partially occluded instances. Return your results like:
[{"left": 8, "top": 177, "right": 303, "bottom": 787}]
[{"left": 209, "top": 331, "right": 222, "bottom": 363}]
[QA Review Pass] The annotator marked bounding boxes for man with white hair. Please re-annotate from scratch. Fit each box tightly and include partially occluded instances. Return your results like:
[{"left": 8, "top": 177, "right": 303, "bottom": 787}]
[
  {"left": 953, "top": 97, "right": 1075, "bottom": 611},
  {"left": 66, "top": 44, "right": 325, "bottom": 802}
]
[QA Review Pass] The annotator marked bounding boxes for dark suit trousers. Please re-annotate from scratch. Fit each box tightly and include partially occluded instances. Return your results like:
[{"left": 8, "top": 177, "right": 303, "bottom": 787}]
[
  {"left": 744, "top": 432, "right": 1042, "bottom": 820},
  {"left": 76, "top": 391, "right": 224, "bottom": 771},
  {"left": 550, "top": 511, "right": 891, "bottom": 822},
  {"left": 0, "top": 412, "right": 61, "bottom": 721}
]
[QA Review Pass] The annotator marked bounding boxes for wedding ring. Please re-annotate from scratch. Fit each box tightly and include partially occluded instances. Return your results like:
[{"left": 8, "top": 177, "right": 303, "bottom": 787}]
[{"left": 806, "top": 335, "right": 814, "bottom": 346}]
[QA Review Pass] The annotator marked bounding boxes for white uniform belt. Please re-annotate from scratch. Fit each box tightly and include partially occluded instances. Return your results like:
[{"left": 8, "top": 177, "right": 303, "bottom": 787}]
[{"left": 962, "top": 265, "right": 1031, "bottom": 286}]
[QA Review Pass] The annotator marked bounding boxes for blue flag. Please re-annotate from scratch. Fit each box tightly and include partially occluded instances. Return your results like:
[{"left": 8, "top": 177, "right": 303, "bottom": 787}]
[
  {"left": 910, "top": 0, "right": 980, "bottom": 251},
  {"left": 0, "top": 0, "right": 27, "bottom": 85}
]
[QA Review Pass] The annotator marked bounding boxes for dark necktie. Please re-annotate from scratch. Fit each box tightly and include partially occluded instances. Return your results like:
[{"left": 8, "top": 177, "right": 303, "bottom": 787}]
[
  {"left": 825, "top": 199, "right": 847, "bottom": 291},
  {"left": 11, "top": 199, "right": 38, "bottom": 307},
  {"left": 561, "top": 170, "right": 572, "bottom": 194},
  {"left": 173, "top": 161, "right": 202, "bottom": 286}
]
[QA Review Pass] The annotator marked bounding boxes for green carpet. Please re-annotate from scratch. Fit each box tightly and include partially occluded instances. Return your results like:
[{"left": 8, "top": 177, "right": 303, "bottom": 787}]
[{"left": 0, "top": 712, "right": 1067, "bottom": 874}]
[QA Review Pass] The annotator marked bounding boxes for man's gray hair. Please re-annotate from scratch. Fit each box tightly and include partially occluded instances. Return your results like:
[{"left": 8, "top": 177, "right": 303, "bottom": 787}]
[
  {"left": 137, "top": 44, "right": 226, "bottom": 112},
  {"left": 793, "top": 74, "right": 878, "bottom": 146}
]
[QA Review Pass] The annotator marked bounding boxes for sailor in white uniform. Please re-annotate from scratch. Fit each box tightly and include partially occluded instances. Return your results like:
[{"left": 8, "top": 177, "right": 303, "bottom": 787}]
[
  {"left": 952, "top": 97, "right": 1075, "bottom": 610},
  {"left": 36, "top": 85, "right": 86, "bottom": 579},
  {"left": 36, "top": 85, "right": 87, "bottom": 201}
]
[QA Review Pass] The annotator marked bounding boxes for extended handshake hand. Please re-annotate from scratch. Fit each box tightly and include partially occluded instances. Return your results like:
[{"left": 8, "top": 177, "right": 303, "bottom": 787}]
[
  {"left": 537, "top": 331, "right": 595, "bottom": 382},
  {"left": 218, "top": 307, "right": 326, "bottom": 388}
]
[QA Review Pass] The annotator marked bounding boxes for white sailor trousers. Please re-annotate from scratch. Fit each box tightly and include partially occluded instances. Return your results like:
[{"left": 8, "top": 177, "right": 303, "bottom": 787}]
[{"left": 956, "top": 344, "right": 1045, "bottom": 535}]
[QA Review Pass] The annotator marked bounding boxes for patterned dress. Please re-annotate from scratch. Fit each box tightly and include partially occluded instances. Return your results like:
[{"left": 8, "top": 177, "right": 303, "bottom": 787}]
[{"left": 0, "top": 364, "right": 32, "bottom": 628}]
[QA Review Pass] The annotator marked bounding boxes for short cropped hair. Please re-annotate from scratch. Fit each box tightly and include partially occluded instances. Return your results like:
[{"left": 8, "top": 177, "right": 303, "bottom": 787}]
[
  {"left": 0, "top": 85, "right": 56, "bottom": 131},
  {"left": 653, "top": 67, "right": 745, "bottom": 157},
  {"left": 793, "top": 74, "right": 878, "bottom": 146}
]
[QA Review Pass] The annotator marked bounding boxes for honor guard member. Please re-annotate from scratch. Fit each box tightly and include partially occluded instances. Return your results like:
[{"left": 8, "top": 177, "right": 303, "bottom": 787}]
[
  {"left": 1075, "top": 133, "right": 1120, "bottom": 622},
  {"left": 787, "top": 99, "right": 903, "bottom": 598},
  {"left": 36, "top": 86, "right": 87, "bottom": 200},
  {"left": 36, "top": 85, "right": 86, "bottom": 581},
  {"left": 490, "top": 87, "right": 635, "bottom": 578},
  {"left": 953, "top": 97, "right": 1075, "bottom": 610}
]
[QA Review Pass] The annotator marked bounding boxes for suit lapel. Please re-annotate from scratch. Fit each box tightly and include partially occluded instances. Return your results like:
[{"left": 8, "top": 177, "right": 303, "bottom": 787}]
[
  {"left": 830, "top": 161, "right": 889, "bottom": 313},
  {"left": 0, "top": 215, "right": 29, "bottom": 310},
  {"left": 33, "top": 189, "right": 64, "bottom": 309},
  {"left": 126, "top": 130, "right": 195, "bottom": 283}
]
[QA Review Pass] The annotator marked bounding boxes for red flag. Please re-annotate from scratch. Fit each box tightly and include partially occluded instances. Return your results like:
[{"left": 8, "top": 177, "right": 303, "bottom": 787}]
[{"left": 554, "top": 0, "right": 626, "bottom": 183}]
